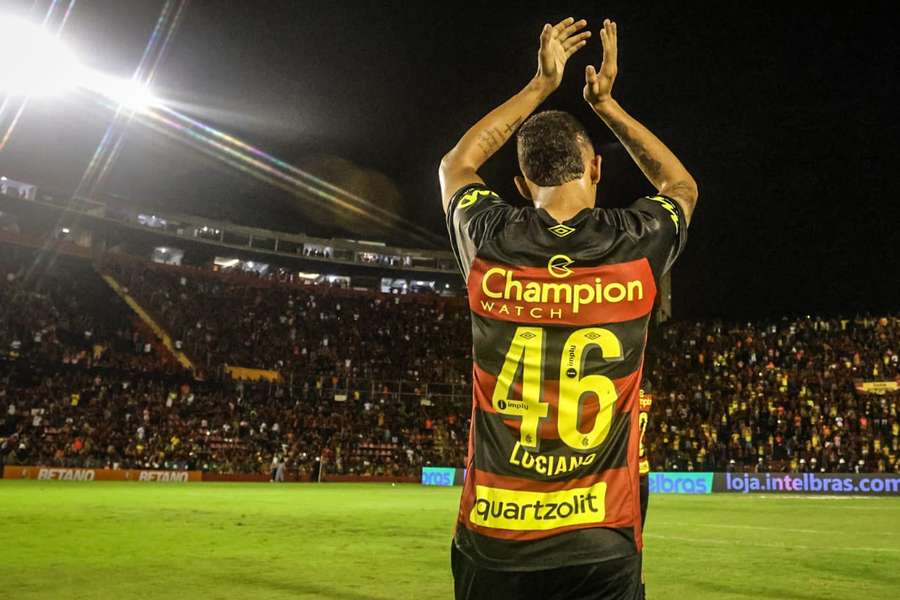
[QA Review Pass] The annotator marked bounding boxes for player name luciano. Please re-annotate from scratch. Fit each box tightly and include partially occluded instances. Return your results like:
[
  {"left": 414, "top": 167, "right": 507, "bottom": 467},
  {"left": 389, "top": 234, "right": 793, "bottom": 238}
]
[
  {"left": 479, "top": 267, "right": 645, "bottom": 315},
  {"left": 508, "top": 441, "right": 598, "bottom": 476}
]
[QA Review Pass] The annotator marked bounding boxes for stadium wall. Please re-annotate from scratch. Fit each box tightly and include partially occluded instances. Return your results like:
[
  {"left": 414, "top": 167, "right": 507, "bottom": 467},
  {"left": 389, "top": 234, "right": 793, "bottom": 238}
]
[
  {"left": 7, "top": 467, "right": 898, "bottom": 494},
  {"left": 2, "top": 466, "right": 418, "bottom": 484}
]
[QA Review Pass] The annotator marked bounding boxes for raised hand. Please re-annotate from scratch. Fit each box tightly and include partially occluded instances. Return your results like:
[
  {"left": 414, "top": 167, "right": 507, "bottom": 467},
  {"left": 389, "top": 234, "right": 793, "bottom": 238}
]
[
  {"left": 536, "top": 17, "right": 591, "bottom": 92},
  {"left": 583, "top": 19, "right": 618, "bottom": 107}
]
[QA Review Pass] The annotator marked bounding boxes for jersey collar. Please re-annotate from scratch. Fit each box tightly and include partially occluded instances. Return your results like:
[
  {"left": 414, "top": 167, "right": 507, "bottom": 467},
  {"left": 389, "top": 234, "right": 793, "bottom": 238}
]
[{"left": 536, "top": 206, "right": 593, "bottom": 228}]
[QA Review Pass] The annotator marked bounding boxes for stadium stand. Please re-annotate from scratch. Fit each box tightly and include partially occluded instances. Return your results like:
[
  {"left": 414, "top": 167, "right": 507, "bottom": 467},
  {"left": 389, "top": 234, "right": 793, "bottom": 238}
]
[
  {"left": 101, "top": 255, "right": 472, "bottom": 382},
  {"left": 0, "top": 241, "right": 897, "bottom": 477},
  {"left": 645, "top": 316, "right": 899, "bottom": 473},
  {"left": 0, "top": 244, "right": 177, "bottom": 372}
]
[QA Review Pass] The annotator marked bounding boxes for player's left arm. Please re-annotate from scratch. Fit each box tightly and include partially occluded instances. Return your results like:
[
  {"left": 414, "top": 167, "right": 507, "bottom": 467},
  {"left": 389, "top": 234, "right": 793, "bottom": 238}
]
[
  {"left": 585, "top": 19, "right": 699, "bottom": 226},
  {"left": 438, "top": 17, "right": 590, "bottom": 214}
]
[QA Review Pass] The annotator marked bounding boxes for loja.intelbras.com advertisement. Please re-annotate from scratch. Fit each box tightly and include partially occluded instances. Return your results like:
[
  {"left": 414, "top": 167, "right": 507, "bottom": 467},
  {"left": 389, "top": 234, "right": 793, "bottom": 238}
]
[
  {"left": 715, "top": 472, "right": 900, "bottom": 495},
  {"left": 645, "top": 471, "right": 900, "bottom": 495}
]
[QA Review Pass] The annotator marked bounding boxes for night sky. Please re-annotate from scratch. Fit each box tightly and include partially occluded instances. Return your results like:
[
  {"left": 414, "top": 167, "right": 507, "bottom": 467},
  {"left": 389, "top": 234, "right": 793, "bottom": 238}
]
[{"left": 0, "top": 1, "right": 897, "bottom": 320}]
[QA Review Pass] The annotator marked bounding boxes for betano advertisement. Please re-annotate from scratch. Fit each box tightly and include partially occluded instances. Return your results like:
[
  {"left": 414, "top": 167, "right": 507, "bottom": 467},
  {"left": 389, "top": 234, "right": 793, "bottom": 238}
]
[{"left": 3, "top": 466, "right": 202, "bottom": 482}]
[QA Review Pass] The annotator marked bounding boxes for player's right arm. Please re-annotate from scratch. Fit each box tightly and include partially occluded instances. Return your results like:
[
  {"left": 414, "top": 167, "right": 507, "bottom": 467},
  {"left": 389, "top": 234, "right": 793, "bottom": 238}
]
[{"left": 584, "top": 19, "right": 699, "bottom": 225}]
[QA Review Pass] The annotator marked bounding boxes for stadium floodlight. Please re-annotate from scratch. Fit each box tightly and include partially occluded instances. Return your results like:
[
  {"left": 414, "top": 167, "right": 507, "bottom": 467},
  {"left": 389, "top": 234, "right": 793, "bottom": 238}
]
[
  {"left": 80, "top": 70, "right": 158, "bottom": 112},
  {"left": 0, "top": 17, "right": 79, "bottom": 96},
  {"left": 0, "top": 15, "right": 159, "bottom": 112}
]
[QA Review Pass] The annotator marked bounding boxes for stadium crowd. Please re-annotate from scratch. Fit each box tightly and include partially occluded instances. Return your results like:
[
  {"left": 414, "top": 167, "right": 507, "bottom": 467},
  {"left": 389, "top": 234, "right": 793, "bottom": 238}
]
[
  {"left": 0, "top": 246, "right": 173, "bottom": 373},
  {"left": 645, "top": 315, "right": 900, "bottom": 474},
  {"left": 0, "top": 365, "right": 464, "bottom": 479},
  {"left": 1, "top": 243, "right": 898, "bottom": 477},
  {"left": 103, "top": 257, "right": 471, "bottom": 384}
]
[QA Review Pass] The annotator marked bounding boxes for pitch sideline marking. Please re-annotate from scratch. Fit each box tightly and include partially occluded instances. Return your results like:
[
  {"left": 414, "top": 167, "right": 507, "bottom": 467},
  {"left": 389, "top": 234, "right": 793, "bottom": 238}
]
[
  {"left": 644, "top": 533, "right": 900, "bottom": 554},
  {"left": 656, "top": 521, "right": 896, "bottom": 536},
  {"left": 655, "top": 522, "right": 822, "bottom": 535}
]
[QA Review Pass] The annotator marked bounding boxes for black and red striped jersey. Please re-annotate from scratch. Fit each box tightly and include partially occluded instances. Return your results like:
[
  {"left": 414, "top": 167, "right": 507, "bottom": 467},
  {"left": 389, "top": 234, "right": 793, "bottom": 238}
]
[{"left": 446, "top": 182, "right": 687, "bottom": 571}]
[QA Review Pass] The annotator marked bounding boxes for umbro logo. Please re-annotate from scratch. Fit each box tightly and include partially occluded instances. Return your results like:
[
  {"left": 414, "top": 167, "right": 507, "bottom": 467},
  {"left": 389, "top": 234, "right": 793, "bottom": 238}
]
[{"left": 548, "top": 223, "right": 576, "bottom": 238}]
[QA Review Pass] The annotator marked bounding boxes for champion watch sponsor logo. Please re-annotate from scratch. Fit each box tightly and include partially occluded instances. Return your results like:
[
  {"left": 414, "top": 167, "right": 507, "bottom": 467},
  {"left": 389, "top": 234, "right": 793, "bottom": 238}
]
[
  {"left": 547, "top": 254, "right": 574, "bottom": 278},
  {"left": 548, "top": 223, "right": 576, "bottom": 237},
  {"left": 468, "top": 257, "right": 656, "bottom": 326}
]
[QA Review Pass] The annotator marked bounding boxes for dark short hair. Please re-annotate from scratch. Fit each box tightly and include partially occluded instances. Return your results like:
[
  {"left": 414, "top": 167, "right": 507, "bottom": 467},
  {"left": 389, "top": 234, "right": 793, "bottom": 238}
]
[{"left": 516, "top": 110, "right": 593, "bottom": 186}]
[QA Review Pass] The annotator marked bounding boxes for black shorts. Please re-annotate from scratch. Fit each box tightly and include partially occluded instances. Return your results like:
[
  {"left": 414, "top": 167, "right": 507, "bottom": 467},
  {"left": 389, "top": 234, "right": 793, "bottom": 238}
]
[
  {"left": 639, "top": 474, "right": 649, "bottom": 531},
  {"left": 451, "top": 542, "right": 642, "bottom": 600}
]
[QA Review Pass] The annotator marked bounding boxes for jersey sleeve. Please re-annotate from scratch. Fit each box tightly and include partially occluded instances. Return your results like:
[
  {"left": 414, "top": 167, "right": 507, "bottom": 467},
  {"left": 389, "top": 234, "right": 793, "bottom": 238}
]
[
  {"left": 445, "top": 182, "right": 514, "bottom": 280},
  {"left": 622, "top": 194, "right": 689, "bottom": 277}
]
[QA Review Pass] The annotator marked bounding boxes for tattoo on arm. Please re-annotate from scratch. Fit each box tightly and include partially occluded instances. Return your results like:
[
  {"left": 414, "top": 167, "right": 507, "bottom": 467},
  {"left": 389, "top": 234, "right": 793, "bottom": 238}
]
[
  {"left": 504, "top": 115, "right": 523, "bottom": 135},
  {"left": 476, "top": 117, "right": 524, "bottom": 160},
  {"left": 476, "top": 127, "right": 502, "bottom": 159},
  {"left": 606, "top": 118, "right": 662, "bottom": 181}
]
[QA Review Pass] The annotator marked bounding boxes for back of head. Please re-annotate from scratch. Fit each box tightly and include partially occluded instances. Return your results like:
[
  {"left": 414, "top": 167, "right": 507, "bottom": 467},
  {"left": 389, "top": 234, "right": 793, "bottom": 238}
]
[{"left": 516, "top": 110, "right": 594, "bottom": 187}]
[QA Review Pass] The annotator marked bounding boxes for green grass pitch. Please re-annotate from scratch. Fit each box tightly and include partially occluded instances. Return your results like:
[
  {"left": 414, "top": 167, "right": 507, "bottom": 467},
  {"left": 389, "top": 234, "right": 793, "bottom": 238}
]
[{"left": 1, "top": 481, "right": 898, "bottom": 599}]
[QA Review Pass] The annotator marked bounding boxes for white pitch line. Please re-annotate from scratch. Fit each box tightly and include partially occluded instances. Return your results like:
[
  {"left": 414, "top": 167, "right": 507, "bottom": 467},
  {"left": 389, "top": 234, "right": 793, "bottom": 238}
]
[
  {"left": 644, "top": 533, "right": 900, "bottom": 554},
  {"left": 657, "top": 521, "right": 897, "bottom": 536},
  {"left": 655, "top": 522, "right": 823, "bottom": 535},
  {"left": 717, "top": 495, "right": 900, "bottom": 508}
]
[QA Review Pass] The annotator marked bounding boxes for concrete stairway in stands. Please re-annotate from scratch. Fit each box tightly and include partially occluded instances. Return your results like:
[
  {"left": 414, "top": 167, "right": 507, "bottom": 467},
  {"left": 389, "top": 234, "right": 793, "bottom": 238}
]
[{"left": 99, "top": 271, "right": 195, "bottom": 372}]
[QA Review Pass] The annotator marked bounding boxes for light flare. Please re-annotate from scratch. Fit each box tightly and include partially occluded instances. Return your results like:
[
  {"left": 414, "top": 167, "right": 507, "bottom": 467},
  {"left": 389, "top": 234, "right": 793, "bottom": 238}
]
[{"left": 2, "top": 1, "right": 443, "bottom": 246}]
